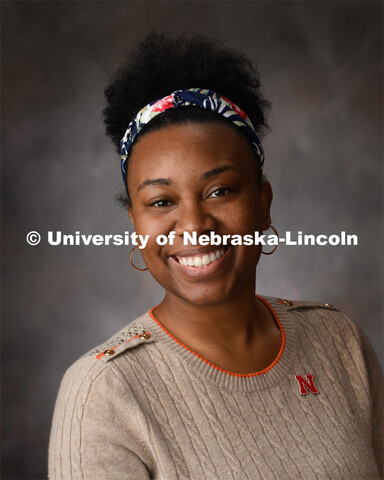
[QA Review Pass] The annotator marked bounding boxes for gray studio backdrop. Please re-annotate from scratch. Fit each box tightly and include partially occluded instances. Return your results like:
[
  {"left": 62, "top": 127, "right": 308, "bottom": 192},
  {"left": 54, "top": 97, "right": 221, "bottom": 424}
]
[{"left": 2, "top": 1, "right": 383, "bottom": 478}]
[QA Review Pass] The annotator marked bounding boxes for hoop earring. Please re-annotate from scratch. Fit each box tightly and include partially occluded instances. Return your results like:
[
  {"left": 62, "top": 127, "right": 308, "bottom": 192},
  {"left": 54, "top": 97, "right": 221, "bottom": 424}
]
[
  {"left": 129, "top": 245, "right": 148, "bottom": 271},
  {"left": 261, "top": 224, "right": 279, "bottom": 255}
]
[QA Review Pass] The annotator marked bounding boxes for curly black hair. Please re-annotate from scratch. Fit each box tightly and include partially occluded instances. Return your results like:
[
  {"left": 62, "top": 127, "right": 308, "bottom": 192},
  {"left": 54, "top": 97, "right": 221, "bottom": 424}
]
[{"left": 103, "top": 30, "right": 272, "bottom": 207}]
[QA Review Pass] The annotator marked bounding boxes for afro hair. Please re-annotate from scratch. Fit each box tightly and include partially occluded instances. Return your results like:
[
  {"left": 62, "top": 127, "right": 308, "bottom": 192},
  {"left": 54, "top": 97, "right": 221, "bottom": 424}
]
[{"left": 103, "top": 30, "right": 271, "bottom": 206}]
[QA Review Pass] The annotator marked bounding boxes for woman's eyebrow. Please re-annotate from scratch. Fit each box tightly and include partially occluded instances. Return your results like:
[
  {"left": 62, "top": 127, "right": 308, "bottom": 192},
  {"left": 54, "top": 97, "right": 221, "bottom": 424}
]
[
  {"left": 137, "top": 165, "right": 235, "bottom": 192},
  {"left": 202, "top": 165, "right": 235, "bottom": 179},
  {"left": 137, "top": 178, "right": 172, "bottom": 192}
]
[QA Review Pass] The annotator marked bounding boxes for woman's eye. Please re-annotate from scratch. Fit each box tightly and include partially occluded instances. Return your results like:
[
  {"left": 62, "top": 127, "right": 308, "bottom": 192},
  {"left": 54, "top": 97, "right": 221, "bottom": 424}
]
[
  {"left": 150, "top": 199, "right": 171, "bottom": 208},
  {"left": 209, "top": 188, "right": 232, "bottom": 198}
]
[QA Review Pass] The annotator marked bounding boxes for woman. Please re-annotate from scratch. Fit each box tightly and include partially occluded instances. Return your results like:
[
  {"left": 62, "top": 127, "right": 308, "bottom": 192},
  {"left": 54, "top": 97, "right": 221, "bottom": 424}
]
[{"left": 48, "top": 32, "right": 383, "bottom": 479}]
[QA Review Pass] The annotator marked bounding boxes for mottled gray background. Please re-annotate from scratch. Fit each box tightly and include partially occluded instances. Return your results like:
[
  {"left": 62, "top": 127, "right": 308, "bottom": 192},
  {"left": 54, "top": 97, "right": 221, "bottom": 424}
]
[{"left": 1, "top": 1, "right": 382, "bottom": 478}]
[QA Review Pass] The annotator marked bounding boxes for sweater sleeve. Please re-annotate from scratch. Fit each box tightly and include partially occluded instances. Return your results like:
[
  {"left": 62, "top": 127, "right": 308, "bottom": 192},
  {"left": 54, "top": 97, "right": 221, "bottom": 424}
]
[
  {"left": 48, "top": 357, "right": 151, "bottom": 480},
  {"left": 357, "top": 324, "right": 384, "bottom": 479}
]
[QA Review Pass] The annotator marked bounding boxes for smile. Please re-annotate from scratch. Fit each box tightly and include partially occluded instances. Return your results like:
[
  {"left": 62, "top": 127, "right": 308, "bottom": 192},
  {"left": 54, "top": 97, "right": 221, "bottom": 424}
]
[
  {"left": 168, "top": 245, "right": 232, "bottom": 278},
  {"left": 174, "top": 246, "right": 228, "bottom": 268}
]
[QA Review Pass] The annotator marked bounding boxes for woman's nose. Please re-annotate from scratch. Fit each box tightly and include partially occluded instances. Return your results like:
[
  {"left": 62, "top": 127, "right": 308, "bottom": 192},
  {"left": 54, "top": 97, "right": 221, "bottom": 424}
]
[{"left": 174, "top": 201, "right": 217, "bottom": 237}]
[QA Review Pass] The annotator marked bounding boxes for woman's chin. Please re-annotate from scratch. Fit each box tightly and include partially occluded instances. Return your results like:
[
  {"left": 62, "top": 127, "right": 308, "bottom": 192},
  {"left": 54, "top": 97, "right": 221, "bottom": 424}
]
[
  {"left": 171, "top": 281, "right": 238, "bottom": 306},
  {"left": 179, "top": 292, "right": 229, "bottom": 307},
  {"left": 149, "top": 247, "right": 258, "bottom": 306}
]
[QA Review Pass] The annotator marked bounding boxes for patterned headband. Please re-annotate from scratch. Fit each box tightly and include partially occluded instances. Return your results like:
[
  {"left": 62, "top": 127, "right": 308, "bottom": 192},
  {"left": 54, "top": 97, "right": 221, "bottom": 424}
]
[{"left": 120, "top": 88, "right": 264, "bottom": 187}]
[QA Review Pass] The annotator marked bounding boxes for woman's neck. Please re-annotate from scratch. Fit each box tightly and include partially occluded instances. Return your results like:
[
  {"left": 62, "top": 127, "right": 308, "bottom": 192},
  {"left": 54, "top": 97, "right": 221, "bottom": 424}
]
[{"left": 154, "top": 281, "right": 276, "bottom": 354}]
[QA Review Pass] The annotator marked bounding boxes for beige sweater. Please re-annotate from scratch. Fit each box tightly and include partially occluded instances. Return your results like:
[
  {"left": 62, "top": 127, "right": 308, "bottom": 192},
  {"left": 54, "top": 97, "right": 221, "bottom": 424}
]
[{"left": 48, "top": 296, "right": 383, "bottom": 479}]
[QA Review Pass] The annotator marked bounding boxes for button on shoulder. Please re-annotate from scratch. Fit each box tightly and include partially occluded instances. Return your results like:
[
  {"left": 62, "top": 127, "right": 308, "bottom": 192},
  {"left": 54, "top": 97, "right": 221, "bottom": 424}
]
[
  {"left": 83, "top": 319, "right": 154, "bottom": 363},
  {"left": 275, "top": 298, "right": 339, "bottom": 311}
]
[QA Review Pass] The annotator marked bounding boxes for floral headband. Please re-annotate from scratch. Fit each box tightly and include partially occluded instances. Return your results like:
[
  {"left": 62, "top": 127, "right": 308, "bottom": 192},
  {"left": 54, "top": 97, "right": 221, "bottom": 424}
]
[{"left": 120, "top": 88, "right": 264, "bottom": 187}]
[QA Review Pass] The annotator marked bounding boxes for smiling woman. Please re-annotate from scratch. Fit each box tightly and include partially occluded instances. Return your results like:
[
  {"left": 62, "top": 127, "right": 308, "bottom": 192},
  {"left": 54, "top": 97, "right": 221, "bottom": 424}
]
[
  {"left": 126, "top": 121, "right": 271, "bottom": 307},
  {"left": 48, "top": 31, "right": 383, "bottom": 479}
]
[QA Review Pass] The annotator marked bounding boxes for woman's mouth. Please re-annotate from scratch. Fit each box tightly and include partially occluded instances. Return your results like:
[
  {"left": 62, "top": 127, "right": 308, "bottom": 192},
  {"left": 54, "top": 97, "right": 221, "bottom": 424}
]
[
  {"left": 173, "top": 246, "right": 228, "bottom": 268},
  {"left": 168, "top": 245, "right": 232, "bottom": 277}
]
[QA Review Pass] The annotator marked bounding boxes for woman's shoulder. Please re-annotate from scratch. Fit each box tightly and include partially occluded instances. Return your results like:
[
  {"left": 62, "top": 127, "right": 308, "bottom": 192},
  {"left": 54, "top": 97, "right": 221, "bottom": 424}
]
[
  {"left": 264, "top": 295, "right": 381, "bottom": 372},
  {"left": 58, "top": 310, "right": 155, "bottom": 390},
  {"left": 81, "top": 311, "right": 154, "bottom": 362},
  {"left": 264, "top": 295, "right": 362, "bottom": 334},
  {"left": 48, "top": 311, "right": 156, "bottom": 475}
]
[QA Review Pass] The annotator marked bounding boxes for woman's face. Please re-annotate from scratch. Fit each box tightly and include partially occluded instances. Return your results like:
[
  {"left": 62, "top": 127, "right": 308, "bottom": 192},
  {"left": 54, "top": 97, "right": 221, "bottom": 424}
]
[{"left": 127, "top": 122, "right": 272, "bottom": 306}]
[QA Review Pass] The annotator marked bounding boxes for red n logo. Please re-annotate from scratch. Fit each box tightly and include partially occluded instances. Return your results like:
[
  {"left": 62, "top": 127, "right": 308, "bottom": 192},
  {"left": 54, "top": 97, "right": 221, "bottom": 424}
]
[{"left": 295, "top": 374, "right": 319, "bottom": 395}]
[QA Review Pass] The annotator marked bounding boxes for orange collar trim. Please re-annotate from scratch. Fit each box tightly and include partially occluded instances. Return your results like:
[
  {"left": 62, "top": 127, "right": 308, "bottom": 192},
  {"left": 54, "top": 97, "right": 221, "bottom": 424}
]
[{"left": 148, "top": 295, "right": 286, "bottom": 378}]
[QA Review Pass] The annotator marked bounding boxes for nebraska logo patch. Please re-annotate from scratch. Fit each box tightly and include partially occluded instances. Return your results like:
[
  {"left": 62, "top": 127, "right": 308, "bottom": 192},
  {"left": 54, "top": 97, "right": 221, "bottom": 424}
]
[{"left": 295, "top": 374, "right": 319, "bottom": 395}]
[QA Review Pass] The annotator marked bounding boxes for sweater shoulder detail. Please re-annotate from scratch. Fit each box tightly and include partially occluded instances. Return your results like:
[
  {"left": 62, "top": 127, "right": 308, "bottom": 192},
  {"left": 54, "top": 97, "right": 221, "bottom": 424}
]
[
  {"left": 271, "top": 297, "right": 340, "bottom": 312},
  {"left": 82, "top": 317, "right": 155, "bottom": 363}
]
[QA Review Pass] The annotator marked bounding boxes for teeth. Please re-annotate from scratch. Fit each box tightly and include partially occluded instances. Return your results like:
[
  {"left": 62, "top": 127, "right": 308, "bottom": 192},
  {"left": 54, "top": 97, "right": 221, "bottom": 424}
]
[
  {"left": 194, "top": 257, "right": 202, "bottom": 268},
  {"left": 202, "top": 255, "right": 210, "bottom": 266},
  {"left": 176, "top": 247, "right": 226, "bottom": 268}
]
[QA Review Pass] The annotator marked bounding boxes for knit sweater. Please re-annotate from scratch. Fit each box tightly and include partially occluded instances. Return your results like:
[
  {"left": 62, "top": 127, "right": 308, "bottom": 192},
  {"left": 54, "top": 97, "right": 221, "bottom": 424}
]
[{"left": 48, "top": 296, "right": 383, "bottom": 480}]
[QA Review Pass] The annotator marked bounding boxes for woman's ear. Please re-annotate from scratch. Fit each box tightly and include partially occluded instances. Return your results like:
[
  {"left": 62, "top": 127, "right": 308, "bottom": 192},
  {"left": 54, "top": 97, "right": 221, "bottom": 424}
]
[
  {"left": 127, "top": 206, "right": 135, "bottom": 229},
  {"left": 261, "top": 181, "right": 273, "bottom": 228}
]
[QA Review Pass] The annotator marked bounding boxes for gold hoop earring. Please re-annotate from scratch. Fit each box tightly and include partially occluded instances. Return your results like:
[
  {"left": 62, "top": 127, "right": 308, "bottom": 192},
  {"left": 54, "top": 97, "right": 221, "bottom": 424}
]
[
  {"left": 129, "top": 245, "right": 148, "bottom": 271},
  {"left": 261, "top": 224, "right": 279, "bottom": 255}
]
